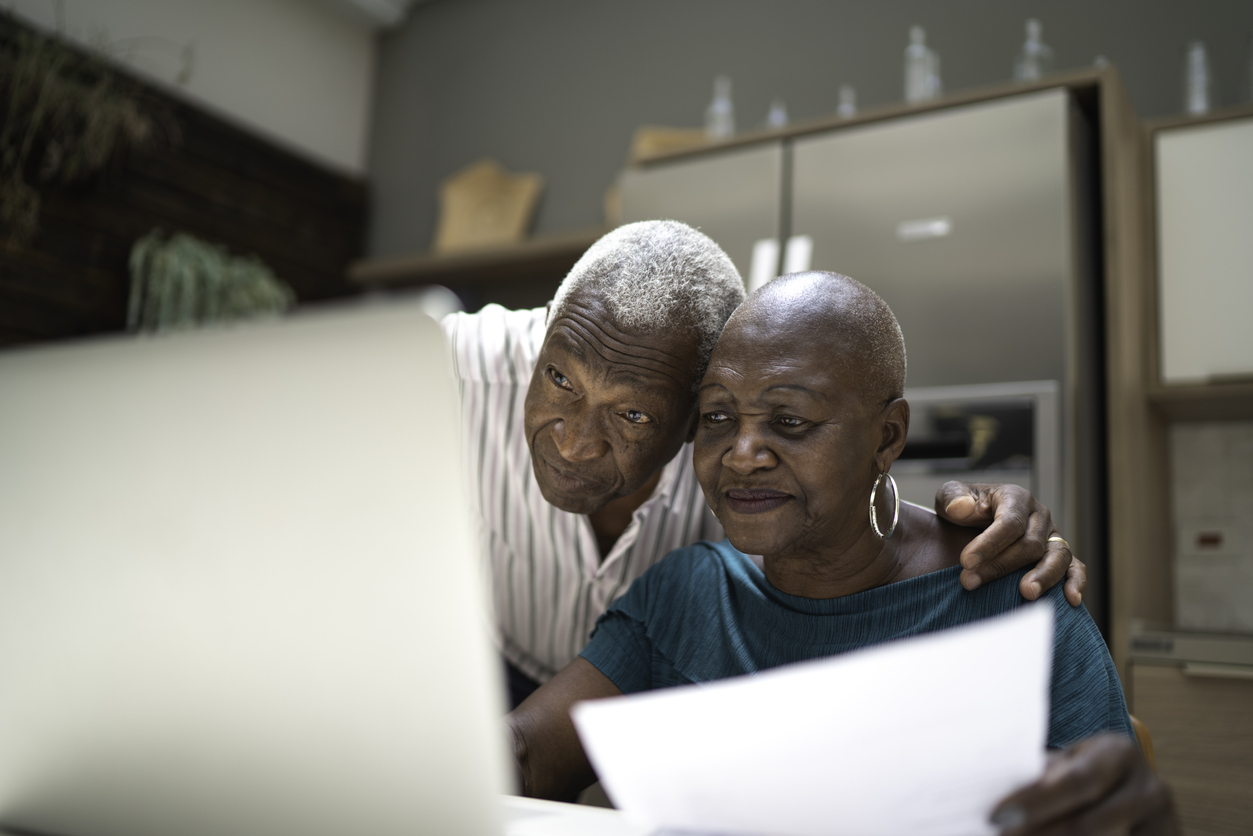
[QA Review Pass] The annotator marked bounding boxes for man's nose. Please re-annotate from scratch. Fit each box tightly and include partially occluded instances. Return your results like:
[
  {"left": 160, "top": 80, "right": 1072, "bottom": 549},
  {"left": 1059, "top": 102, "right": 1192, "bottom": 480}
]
[
  {"left": 551, "top": 407, "right": 609, "bottom": 463},
  {"left": 722, "top": 424, "right": 776, "bottom": 474}
]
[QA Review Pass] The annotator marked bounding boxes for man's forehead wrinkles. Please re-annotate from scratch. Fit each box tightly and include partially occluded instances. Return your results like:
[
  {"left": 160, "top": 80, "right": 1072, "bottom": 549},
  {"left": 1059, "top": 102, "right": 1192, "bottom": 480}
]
[
  {"left": 547, "top": 325, "right": 690, "bottom": 390},
  {"left": 557, "top": 321, "right": 659, "bottom": 373},
  {"left": 603, "top": 361, "right": 682, "bottom": 389},
  {"left": 558, "top": 307, "right": 692, "bottom": 368},
  {"left": 553, "top": 323, "right": 696, "bottom": 386}
]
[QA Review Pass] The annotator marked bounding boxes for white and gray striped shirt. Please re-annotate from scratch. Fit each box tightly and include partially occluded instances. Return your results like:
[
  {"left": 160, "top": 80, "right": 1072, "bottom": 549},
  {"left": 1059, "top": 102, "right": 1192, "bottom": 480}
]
[{"left": 443, "top": 305, "right": 723, "bottom": 683}]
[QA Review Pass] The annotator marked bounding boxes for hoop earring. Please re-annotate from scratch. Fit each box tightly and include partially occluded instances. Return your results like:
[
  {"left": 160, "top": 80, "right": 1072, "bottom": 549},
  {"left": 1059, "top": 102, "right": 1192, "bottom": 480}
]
[{"left": 869, "top": 471, "right": 899, "bottom": 540}]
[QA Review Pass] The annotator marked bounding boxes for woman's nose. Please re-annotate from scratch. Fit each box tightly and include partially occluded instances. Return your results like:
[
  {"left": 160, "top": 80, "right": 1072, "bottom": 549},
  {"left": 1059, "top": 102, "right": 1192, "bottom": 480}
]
[
  {"left": 722, "top": 426, "right": 775, "bottom": 474},
  {"left": 552, "top": 408, "right": 608, "bottom": 462}
]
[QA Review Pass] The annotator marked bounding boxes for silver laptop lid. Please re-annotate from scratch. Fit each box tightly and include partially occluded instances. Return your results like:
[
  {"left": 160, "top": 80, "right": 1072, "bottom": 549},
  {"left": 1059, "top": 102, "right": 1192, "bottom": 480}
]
[{"left": 0, "top": 303, "right": 510, "bottom": 836}]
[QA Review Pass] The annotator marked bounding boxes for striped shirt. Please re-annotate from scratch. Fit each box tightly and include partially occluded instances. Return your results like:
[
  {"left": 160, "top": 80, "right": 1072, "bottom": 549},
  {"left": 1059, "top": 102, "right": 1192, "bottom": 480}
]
[{"left": 442, "top": 305, "right": 724, "bottom": 683}]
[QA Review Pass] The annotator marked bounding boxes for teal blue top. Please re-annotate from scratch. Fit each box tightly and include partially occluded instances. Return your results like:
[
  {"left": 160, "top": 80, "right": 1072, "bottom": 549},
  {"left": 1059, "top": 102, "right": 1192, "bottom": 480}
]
[{"left": 580, "top": 539, "right": 1132, "bottom": 749}]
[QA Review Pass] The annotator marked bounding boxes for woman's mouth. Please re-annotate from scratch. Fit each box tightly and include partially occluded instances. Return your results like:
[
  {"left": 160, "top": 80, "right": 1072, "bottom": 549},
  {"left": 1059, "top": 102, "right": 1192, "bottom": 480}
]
[{"left": 724, "top": 488, "right": 791, "bottom": 515}]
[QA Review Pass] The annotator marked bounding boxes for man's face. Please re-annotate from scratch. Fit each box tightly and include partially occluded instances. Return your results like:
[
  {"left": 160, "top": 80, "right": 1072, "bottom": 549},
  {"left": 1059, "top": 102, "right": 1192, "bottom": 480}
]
[{"left": 523, "top": 289, "right": 703, "bottom": 515}]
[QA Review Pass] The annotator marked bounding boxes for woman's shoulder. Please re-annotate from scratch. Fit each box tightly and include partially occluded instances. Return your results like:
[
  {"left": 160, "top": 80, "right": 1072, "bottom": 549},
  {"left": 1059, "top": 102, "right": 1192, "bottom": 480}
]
[
  {"left": 897, "top": 502, "right": 976, "bottom": 577},
  {"left": 623, "top": 540, "right": 757, "bottom": 607},
  {"left": 642, "top": 538, "right": 752, "bottom": 580}
]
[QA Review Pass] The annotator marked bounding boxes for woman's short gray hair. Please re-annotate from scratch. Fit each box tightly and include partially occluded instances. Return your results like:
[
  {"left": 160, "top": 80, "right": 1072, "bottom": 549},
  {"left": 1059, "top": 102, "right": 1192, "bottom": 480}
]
[{"left": 548, "top": 221, "right": 745, "bottom": 382}]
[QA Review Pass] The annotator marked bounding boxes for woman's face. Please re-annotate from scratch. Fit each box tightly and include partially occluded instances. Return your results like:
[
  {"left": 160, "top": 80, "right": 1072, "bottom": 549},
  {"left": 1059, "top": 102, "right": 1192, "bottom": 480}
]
[{"left": 693, "top": 316, "right": 897, "bottom": 560}]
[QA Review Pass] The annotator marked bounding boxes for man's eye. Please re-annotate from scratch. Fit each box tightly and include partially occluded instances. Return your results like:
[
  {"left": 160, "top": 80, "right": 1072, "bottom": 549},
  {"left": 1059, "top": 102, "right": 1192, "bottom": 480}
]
[
  {"left": 622, "top": 410, "right": 652, "bottom": 424},
  {"left": 548, "top": 368, "right": 572, "bottom": 390}
]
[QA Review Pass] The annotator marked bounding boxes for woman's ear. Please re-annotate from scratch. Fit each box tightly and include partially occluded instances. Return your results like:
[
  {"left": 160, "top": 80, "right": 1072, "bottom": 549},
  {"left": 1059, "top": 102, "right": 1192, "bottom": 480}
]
[{"left": 875, "top": 398, "right": 910, "bottom": 472}]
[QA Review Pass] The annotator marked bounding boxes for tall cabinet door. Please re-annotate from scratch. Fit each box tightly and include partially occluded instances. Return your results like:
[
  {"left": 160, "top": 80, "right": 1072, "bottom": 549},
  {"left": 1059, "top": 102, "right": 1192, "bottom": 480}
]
[
  {"left": 619, "top": 143, "right": 784, "bottom": 287},
  {"left": 792, "top": 90, "right": 1074, "bottom": 390},
  {"left": 1156, "top": 115, "right": 1253, "bottom": 385}
]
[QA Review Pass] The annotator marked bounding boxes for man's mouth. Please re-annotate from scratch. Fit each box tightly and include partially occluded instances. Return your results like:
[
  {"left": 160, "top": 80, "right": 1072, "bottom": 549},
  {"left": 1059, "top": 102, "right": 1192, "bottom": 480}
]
[
  {"left": 542, "top": 457, "right": 608, "bottom": 495},
  {"left": 724, "top": 488, "right": 791, "bottom": 515}
]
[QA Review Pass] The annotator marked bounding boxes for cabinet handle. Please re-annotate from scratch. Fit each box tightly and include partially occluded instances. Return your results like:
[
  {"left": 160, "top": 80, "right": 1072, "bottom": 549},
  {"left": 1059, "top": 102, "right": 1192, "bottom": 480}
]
[{"left": 1182, "top": 662, "right": 1253, "bottom": 680}]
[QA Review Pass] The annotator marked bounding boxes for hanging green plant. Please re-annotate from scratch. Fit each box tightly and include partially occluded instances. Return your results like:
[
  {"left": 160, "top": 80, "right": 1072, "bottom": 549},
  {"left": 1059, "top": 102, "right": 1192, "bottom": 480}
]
[
  {"left": 0, "top": 17, "right": 172, "bottom": 245},
  {"left": 127, "top": 230, "right": 295, "bottom": 333}
]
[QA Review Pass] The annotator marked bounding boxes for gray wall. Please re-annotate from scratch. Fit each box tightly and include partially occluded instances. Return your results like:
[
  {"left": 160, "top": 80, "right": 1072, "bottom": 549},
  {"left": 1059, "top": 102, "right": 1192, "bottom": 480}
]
[{"left": 366, "top": 0, "right": 1253, "bottom": 258}]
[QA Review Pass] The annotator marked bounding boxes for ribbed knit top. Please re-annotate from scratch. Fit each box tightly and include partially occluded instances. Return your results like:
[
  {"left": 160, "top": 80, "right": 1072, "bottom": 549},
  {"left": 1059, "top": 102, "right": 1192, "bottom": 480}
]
[{"left": 580, "top": 539, "right": 1132, "bottom": 749}]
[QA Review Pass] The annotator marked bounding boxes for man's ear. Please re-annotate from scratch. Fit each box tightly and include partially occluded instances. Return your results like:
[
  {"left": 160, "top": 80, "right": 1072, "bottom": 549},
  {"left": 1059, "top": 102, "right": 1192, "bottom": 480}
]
[
  {"left": 875, "top": 398, "right": 910, "bottom": 472},
  {"left": 685, "top": 406, "right": 700, "bottom": 443},
  {"left": 544, "top": 302, "right": 552, "bottom": 325}
]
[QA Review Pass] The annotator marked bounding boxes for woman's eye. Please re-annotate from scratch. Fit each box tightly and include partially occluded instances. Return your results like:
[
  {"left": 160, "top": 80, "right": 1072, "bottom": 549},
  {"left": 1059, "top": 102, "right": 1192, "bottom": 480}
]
[
  {"left": 548, "top": 368, "right": 572, "bottom": 390},
  {"left": 623, "top": 410, "right": 652, "bottom": 424},
  {"left": 701, "top": 411, "right": 730, "bottom": 424},
  {"left": 776, "top": 415, "right": 805, "bottom": 429}
]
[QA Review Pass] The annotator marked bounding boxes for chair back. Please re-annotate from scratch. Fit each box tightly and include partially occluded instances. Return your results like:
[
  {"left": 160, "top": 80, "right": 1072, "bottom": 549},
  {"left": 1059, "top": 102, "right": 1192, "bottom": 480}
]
[{"left": 1130, "top": 715, "right": 1156, "bottom": 772}]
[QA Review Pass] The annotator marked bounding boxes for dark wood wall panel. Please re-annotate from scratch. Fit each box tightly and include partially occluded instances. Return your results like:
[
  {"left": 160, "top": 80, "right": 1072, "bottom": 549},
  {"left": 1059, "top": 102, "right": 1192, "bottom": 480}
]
[{"left": 0, "top": 14, "right": 368, "bottom": 349}]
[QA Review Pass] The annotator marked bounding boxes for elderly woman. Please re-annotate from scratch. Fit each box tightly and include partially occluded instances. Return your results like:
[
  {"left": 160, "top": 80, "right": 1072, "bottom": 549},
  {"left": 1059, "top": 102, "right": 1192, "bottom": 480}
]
[{"left": 508, "top": 272, "right": 1178, "bottom": 834}]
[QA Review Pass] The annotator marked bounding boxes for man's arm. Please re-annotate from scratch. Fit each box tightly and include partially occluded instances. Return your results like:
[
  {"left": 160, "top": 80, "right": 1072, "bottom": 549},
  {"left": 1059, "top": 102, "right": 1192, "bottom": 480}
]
[
  {"left": 991, "top": 734, "right": 1179, "bottom": 835},
  {"left": 934, "top": 481, "right": 1087, "bottom": 606},
  {"left": 507, "top": 657, "right": 623, "bottom": 801}
]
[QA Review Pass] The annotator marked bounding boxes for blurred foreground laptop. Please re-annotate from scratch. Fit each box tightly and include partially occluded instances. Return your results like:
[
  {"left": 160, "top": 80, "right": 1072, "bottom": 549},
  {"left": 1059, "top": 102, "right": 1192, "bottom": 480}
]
[{"left": 0, "top": 303, "right": 641, "bottom": 836}]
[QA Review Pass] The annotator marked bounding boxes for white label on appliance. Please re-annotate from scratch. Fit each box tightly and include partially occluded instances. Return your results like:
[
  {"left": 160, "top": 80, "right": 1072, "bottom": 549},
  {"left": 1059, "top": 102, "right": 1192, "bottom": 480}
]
[
  {"left": 748, "top": 238, "right": 779, "bottom": 292},
  {"left": 783, "top": 235, "right": 813, "bottom": 274},
  {"left": 896, "top": 216, "right": 953, "bottom": 242}
]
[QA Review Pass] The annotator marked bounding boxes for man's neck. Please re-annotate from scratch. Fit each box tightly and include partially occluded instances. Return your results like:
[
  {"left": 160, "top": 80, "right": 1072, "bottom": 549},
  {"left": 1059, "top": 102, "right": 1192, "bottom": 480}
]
[{"left": 587, "top": 469, "right": 663, "bottom": 560}]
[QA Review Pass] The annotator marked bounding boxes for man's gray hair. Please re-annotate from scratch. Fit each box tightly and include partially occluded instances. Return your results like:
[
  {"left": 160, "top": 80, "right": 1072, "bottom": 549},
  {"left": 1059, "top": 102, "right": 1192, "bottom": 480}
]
[{"left": 548, "top": 220, "right": 745, "bottom": 381}]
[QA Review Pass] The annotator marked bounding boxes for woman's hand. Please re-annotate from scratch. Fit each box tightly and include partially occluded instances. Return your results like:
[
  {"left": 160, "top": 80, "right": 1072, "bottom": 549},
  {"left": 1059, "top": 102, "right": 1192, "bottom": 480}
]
[
  {"left": 991, "top": 734, "right": 1179, "bottom": 835},
  {"left": 507, "top": 657, "right": 623, "bottom": 801},
  {"left": 935, "top": 481, "right": 1086, "bottom": 606}
]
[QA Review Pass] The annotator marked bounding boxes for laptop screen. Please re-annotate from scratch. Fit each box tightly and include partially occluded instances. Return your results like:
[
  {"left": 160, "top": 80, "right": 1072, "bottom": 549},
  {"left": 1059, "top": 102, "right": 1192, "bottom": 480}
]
[{"left": 0, "top": 302, "right": 511, "bottom": 836}]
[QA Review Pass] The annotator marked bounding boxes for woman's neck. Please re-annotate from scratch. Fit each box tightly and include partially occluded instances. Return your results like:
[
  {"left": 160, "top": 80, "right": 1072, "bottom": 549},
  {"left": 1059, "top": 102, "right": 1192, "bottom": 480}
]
[{"left": 762, "top": 503, "right": 966, "bottom": 599}]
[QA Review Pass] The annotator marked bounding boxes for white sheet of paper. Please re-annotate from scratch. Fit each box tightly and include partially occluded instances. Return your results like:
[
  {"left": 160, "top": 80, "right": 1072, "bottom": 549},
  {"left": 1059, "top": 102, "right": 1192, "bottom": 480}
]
[{"left": 572, "top": 603, "right": 1054, "bottom": 836}]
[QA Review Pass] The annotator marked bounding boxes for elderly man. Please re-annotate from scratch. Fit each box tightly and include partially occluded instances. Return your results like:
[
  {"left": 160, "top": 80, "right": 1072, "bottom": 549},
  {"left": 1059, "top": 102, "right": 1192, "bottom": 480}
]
[{"left": 443, "top": 221, "right": 1084, "bottom": 708}]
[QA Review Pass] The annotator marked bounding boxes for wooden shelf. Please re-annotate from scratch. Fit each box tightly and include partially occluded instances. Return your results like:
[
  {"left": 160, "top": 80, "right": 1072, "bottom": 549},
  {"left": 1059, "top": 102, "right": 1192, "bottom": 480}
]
[
  {"left": 1149, "top": 380, "right": 1253, "bottom": 421},
  {"left": 347, "top": 228, "right": 606, "bottom": 289}
]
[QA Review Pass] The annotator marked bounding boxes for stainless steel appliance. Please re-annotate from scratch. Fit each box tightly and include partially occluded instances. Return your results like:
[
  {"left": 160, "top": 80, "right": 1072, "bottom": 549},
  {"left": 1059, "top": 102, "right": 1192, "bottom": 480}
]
[{"left": 618, "top": 87, "right": 1105, "bottom": 630}]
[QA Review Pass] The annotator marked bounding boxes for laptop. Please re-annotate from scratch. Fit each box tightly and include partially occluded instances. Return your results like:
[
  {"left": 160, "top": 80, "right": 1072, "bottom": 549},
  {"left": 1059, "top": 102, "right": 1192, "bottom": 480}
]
[{"left": 0, "top": 302, "right": 517, "bottom": 836}]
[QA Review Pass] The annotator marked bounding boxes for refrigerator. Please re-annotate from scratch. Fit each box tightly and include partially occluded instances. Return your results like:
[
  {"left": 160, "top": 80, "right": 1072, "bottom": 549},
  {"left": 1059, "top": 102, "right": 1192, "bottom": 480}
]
[{"left": 620, "top": 88, "right": 1106, "bottom": 631}]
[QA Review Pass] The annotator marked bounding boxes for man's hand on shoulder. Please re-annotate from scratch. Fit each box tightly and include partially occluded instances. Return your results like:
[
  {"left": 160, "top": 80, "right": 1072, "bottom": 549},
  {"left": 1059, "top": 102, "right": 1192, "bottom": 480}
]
[{"left": 934, "top": 481, "right": 1086, "bottom": 606}]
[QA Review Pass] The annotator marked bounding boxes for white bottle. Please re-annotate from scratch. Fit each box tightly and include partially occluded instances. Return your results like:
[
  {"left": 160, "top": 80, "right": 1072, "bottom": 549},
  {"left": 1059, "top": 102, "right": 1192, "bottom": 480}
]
[
  {"left": 905, "top": 26, "right": 942, "bottom": 103},
  {"left": 1014, "top": 18, "right": 1054, "bottom": 81},
  {"left": 705, "top": 75, "right": 735, "bottom": 140},
  {"left": 765, "top": 98, "right": 788, "bottom": 129},
  {"left": 1184, "top": 41, "right": 1211, "bottom": 115},
  {"left": 1247, "top": 32, "right": 1253, "bottom": 103},
  {"left": 837, "top": 84, "right": 857, "bottom": 118}
]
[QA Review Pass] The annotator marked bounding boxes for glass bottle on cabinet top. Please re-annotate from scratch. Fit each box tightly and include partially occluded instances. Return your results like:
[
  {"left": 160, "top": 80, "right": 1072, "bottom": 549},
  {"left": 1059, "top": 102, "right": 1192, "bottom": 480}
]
[
  {"left": 1184, "top": 41, "right": 1211, "bottom": 115},
  {"left": 1013, "top": 19, "right": 1054, "bottom": 81},
  {"left": 765, "top": 98, "right": 788, "bottom": 129},
  {"left": 904, "top": 26, "right": 942, "bottom": 103},
  {"left": 837, "top": 84, "right": 857, "bottom": 118},
  {"left": 705, "top": 75, "right": 735, "bottom": 140},
  {"left": 1247, "top": 31, "right": 1253, "bottom": 103}
]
